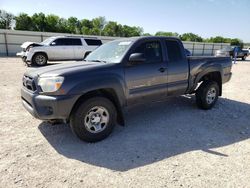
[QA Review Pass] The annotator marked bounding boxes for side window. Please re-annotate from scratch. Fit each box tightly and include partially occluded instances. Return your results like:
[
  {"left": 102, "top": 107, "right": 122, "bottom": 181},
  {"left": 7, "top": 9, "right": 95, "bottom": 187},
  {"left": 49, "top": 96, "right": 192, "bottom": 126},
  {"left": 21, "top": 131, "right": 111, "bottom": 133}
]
[
  {"left": 84, "top": 39, "right": 102, "bottom": 46},
  {"left": 53, "top": 38, "right": 72, "bottom": 46},
  {"left": 53, "top": 39, "right": 65, "bottom": 46},
  {"left": 64, "top": 39, "right": 73, "bottom": 45},
  {"left": 133, "top": 41, "right": 162, "bottom": 63},
  {"left": 165, "top": 40, "right": 183, "bottom": 62},
  {"left": 71, "top": 38, "right": 82, "bottom": 46}
]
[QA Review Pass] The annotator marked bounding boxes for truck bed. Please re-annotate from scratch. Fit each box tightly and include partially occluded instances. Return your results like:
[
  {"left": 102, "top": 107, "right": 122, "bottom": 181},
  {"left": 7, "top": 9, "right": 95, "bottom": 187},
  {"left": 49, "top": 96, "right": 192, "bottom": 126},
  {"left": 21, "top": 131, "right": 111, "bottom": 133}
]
[
  {"left": 188, "top": 56, "right": 232, "bottom": 75},
  {"left": 187, "top": 56, "right": 232, "bottom": 92}
]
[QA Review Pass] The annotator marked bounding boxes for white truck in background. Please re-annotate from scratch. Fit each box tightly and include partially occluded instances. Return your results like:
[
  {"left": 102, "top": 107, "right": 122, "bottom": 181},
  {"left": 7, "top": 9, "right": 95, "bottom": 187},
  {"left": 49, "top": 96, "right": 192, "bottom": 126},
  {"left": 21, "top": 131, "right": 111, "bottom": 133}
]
[{"left": 16, "top": 36, "right": 102, "bottom": 66}]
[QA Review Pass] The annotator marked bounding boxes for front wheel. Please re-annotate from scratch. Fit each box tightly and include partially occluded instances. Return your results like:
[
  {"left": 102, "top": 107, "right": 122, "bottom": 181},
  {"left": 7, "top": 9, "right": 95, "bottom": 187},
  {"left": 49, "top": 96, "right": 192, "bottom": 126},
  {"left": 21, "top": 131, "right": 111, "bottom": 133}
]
[
  {"left": 195, "top": 81, "right": 219, "bottom": 110},
  {"left": 70, "top": 97, "right": 117, "bottom": 142},
  {"left": 32, "top": 53, "right": 48, "bottom": 66},
  {"left": 242, "top": 55, "right": 247, "bottom": 61}
]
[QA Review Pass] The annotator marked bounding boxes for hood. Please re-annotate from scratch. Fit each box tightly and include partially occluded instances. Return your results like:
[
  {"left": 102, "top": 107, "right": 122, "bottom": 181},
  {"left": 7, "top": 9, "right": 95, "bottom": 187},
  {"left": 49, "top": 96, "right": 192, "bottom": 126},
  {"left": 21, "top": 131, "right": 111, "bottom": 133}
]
[
  {"left": 25, "top": 61, "right": 109, "bottom": 78},
  {"left": 21, "top": 41, "right": 43, "bottom": 49},
  {"left": 241, "top": 49, "right": 249, "bottom": 53}
]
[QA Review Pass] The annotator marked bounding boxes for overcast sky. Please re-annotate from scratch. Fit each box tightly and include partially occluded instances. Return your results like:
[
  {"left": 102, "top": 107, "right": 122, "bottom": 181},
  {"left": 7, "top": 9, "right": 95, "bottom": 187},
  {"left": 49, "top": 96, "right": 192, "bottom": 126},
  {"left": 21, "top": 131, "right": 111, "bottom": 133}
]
[{"left": 1, "top": 0, "right": 250, "bottom": 42}]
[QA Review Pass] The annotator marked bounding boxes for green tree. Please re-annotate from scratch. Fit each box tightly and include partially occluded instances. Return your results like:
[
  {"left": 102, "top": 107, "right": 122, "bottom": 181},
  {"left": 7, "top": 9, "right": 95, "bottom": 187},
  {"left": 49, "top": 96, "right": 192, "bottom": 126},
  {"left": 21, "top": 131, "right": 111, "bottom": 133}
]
[
  {"left": 92, "top": 16, "right": 106, "bottom": 35},
  {"left": 121, "top": 25, "right": 143, "bottom": 37},
  {"left": 80, "top": 19, "right": 93, "bottom": 35},
  {"left": 155, "top": 31, "right": 179, "bottom": 37},
  {"left": 15, "top": 13, "right": 34, "bottom": 30},
  {"left": 0, "top": 9, "right": 14, "bottom": 29},
  {"left": 103, "top": 21, "right": 122, "bottom": 36},
  {"left": 207, "top": 36, "right": 225, "bottom": 43},
  {"left": 142, "top": 33, "right": 152, "bottom": 36},
  {"left": 230, "top": 38, "right": 243, "bottom": 48},
  {"left": 57, "top": 18, "right": 70, "bottom": 33},
  {"left": 180, "top": 33, "right": 203, "bottom": 42},
  {"left": 32, "top": 13, "right": 46, "bottom": 31},
  {"left": 67, "top": 17, "right": 80, "bottom": 34},
  {"left": 133, "top": 26, "right": 143, "bottom": 36},
  {"left": 2, "top": 9, "right": 246, "bottom": 44},
  {"left": 44, "top": 14, "right": 60, "bottom": 32}
]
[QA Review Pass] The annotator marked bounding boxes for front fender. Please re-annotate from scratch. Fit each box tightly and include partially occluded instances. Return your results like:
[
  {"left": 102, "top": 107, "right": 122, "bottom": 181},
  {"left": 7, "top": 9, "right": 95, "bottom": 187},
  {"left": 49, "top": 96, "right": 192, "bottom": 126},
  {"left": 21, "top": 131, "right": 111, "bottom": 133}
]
[
  {"left": 66, "top": 73, "right": 127, "bottom": 107},
  {"left": 27, "top": 48, "right": 48, "bottom": 61}
]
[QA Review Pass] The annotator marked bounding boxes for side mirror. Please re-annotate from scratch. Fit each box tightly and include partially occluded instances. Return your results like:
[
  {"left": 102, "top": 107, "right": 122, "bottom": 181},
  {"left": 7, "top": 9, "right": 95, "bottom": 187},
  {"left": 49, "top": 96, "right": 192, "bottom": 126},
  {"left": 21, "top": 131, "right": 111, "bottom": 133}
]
[
  {"left": 50, "top": 42, "right": 56, "bottom": 46},
  {"left": 129, "top": 53, "right": 146, "bottom": 63}
]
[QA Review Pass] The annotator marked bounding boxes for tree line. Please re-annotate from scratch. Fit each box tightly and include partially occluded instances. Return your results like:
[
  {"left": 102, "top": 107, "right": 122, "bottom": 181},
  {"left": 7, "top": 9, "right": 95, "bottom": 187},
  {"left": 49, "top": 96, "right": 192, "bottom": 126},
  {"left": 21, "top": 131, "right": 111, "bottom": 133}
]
[{"left": 0, "top": 9, "right": 243, "bottom": 46}]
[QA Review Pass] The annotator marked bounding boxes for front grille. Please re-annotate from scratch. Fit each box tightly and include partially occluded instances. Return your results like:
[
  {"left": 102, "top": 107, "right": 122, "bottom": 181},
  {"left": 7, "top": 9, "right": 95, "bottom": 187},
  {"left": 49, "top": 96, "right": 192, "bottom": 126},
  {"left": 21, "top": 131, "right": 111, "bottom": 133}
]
[{"left": 23, "top": 75, "right": 37, "bottom": 91}]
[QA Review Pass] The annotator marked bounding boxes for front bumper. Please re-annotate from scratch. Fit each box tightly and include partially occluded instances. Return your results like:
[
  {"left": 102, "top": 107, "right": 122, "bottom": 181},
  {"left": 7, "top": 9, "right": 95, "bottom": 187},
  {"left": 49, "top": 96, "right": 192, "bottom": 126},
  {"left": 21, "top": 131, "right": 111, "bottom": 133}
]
[
  {"left": 16, "top": 51, "right": 26, "bottom": 57},
  {"left": 16, "top": 51, "right": 33, "bottom": 62},
  {"left": 21, "top": 87, "right": 80, "bottom": 121}
]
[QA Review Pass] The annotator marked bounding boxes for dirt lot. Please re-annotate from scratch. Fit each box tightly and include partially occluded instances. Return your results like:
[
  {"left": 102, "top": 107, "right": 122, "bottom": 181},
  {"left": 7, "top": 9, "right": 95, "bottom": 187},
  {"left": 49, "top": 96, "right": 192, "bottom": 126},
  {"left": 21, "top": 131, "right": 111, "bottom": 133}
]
[{"left": 0, "top": 58, "right": 249, "bottom": 188}]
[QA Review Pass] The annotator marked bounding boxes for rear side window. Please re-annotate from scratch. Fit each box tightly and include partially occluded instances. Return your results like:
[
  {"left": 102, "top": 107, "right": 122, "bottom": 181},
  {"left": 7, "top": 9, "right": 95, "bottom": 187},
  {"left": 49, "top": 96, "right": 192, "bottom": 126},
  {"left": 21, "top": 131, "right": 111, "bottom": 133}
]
[
  {"left": 165, "top": 40, "right": 183, "bottom": 62},
  {"left": 71, "top": 38, "right": 82, "bottom": 46},
  {"left": 84, "top": 39, "right": 102, "bottom": 46}
]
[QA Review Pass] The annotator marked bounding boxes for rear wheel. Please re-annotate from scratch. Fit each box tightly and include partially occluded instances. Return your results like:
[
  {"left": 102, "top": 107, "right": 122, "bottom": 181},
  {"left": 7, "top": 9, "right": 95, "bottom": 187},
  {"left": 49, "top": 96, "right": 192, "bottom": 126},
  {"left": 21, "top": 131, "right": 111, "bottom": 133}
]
[
  {"left": 196, "top": 81, "right": 219, "bottom": 110},
  {"left": 70, "top": 97, "right": 117, "bottom": 142},
  {"left": 32, "top": 53, "right": 47, "bottom": 66}
]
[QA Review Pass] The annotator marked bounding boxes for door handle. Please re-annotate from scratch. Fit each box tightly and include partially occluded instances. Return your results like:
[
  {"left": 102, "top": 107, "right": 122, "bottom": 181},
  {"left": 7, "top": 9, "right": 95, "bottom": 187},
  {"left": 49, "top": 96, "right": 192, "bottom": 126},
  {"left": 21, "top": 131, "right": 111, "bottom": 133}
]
[{"left": 158, "top": 67, "right": 167, "bottom": 73}]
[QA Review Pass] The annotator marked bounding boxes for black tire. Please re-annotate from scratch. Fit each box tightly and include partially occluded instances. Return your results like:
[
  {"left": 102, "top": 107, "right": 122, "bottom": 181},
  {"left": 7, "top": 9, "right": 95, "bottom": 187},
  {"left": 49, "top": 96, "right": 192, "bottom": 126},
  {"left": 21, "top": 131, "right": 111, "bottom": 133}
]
[
  {"left": 242, "top": 55, "right": 246, "bottom": 61},
  {"left": 32, "top": 53, "right": 47, "bottom": 66},
  {"left": 70, "top": 97, "right": 117, "bottom": 142},
  {"left": 195, "top": 81, "right": 219, "bottom": 110}
]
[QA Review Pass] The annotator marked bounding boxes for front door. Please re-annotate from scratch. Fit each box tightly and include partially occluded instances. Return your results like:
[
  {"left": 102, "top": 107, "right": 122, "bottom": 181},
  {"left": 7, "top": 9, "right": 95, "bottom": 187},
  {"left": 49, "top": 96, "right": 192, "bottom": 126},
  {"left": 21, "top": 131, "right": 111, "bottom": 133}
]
[
  {"left": 48, "top": 38, "right": 75, "bottom": 60},
  {"left": 71, "top": 38, "right": 84, "bottom": 59},
  {"left": 125, "top": 40, "right": 168, "bottom": 105}
]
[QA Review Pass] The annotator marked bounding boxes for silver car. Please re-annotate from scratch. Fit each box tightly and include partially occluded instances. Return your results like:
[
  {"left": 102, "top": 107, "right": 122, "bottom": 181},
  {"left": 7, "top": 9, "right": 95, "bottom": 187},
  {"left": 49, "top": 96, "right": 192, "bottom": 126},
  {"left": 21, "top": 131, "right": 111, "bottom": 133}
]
[{"left": 17, "top": 36, "right": 102, "bottom": 66}]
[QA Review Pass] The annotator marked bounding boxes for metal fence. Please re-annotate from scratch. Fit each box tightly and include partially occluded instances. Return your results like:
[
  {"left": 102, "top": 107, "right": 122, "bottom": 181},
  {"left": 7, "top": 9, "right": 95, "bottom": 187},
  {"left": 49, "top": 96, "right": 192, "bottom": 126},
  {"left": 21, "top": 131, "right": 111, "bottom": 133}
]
[
  {"left": 0, "top": 29, "right": 230, "bottom": 57},
  {"left": 183, "top": 42, "right": 229, "bottom": 56},
  {"left": 0, "top": 29, "right": 120, "bottom": 56}
]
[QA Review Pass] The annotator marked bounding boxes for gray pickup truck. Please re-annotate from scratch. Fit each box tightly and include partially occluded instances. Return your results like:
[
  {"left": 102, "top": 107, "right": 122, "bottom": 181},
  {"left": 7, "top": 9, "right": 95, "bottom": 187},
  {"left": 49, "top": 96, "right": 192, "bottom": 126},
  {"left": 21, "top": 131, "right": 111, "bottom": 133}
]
[{"left": 21, "top": 36, "right": 232, "bottom": 142}]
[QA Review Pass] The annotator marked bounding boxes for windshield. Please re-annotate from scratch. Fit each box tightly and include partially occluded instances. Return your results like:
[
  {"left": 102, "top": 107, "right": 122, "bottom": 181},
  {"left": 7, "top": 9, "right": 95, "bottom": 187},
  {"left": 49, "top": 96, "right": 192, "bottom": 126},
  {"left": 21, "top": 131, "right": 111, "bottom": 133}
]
[
  {"left": 85, "top": 40, "right": 133, "bottom": 63},
  {"left": 41, "top": 37, "right": 55, "bottom": 45}
]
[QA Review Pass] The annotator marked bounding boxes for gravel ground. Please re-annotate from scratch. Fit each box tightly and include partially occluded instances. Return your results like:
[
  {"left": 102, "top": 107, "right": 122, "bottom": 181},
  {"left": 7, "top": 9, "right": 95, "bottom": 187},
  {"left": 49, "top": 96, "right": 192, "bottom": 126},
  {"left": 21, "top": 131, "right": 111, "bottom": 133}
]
[{"left": 0, "top": 57, "right": 250, "bottom": 188}]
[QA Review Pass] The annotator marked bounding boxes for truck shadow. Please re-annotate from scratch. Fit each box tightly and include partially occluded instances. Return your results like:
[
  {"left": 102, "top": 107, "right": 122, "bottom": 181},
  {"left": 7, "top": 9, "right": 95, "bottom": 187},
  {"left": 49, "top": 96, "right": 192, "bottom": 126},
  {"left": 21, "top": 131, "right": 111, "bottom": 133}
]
[{"left": 38, "top": 96, "right": 250, "bottom": 171}]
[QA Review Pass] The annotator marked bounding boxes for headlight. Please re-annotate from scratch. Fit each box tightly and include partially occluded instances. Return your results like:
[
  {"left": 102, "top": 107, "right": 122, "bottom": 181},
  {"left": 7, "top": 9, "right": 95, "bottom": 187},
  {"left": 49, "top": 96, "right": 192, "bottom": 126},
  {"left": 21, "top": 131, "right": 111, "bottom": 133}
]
[
  {"left": 38, "top": 76, "right": 64, "bottom": 93},
  {"left": 27, "top": 46, "right": 33, "bottom": 51}
]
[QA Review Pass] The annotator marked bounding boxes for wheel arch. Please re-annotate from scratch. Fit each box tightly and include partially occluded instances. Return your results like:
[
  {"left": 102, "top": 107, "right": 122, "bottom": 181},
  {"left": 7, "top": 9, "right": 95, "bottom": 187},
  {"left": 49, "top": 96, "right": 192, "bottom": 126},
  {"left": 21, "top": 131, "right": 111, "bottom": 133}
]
[
  {"left": 32, "top": 51, "right": 48, "bottom": 61},
  {"left": 196, "top": 71, "right": 222, "bottom": 96},
  {"left": 70, "top": 88, "right": 125, "bottom": 126}
]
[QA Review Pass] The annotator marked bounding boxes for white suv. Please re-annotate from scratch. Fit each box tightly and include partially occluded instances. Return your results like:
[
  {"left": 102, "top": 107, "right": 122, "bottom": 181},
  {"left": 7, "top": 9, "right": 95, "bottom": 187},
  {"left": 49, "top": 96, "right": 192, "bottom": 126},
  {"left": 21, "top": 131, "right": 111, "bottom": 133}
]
[{"left": 17, "top": 36, "right": 102, "bottom": 66}]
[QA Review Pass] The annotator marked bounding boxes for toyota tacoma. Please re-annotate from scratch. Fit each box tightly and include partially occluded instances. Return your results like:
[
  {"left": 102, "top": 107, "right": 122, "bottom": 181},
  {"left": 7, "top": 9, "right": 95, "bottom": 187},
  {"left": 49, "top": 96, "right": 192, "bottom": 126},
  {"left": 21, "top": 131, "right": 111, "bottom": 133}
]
[{"left": 21, "top": 36, "right": 232, "bottom": 142}]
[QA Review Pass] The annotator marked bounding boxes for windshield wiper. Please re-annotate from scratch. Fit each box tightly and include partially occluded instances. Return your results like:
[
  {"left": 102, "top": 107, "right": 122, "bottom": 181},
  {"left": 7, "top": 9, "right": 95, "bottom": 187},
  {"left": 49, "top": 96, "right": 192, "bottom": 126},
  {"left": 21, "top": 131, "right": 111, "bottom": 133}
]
[{"left": 87, "top": 59, "right": 107, "bottom": 63}]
